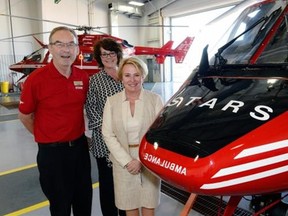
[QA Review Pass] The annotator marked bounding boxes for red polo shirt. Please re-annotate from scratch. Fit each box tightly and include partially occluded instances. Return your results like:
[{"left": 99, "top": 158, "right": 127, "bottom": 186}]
[{"left": 19, "top": 62, "right": 89, "bottom": 143}]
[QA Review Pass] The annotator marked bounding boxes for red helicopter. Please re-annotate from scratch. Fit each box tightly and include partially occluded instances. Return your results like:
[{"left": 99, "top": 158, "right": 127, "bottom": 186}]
[
  {"left": 7, "top": 26, "right": 193, "bottom": 80},
  {"left": 139, "top": 0, "right": 288, "bottom": 215}
]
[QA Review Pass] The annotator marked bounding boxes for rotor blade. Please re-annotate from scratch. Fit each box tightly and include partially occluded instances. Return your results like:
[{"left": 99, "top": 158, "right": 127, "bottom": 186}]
[
  {"left": 0, "top": 14, "right": 108, "bottom": 35},
  {"left": 97, "top": 25, "right": 189, "bottom": 28},
  {"left": 89, "top": 24, "right": 188, "bottom": 34},
  {"left": 0, "top": 13, "right": 78, "bottom": 28},
  {"left": 75, "top": 26, "right": 109, "bottom": 35},
  {"left": 0, "top": 13, "right": 188, "bottom": 36},
  {"left": 0, "top": 32, "right": 51, "bottom": 41}
]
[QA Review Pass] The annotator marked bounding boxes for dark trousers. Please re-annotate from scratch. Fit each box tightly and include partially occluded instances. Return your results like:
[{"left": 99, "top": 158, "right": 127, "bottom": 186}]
[
  {"left": 96, "top": 157, "right": 126, "bottom": 216},
  {"left": 37, "top": 139, "right": 93, "bottom": 216}
]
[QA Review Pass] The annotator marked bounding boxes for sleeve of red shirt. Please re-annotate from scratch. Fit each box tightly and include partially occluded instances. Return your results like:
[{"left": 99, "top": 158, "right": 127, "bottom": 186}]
[{"left": 18, "top": 74, "right": 37, "bottom": 115}]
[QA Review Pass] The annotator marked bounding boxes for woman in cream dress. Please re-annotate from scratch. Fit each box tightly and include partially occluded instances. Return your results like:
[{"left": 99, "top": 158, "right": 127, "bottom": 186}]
[{"left": 102, "top": 56, "right": 163, "bottom": 216}]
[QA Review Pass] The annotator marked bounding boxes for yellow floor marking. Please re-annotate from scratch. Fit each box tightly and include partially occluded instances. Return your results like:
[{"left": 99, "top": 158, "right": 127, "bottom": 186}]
[
  {"left": 92, "top": 182, "right": 99, "bottom": 189},
  {"left": 3, "top": 182, "right": 99, "bottom": 215},
  {"left": 0, "top": 164, "right": 37, "bottom": 177},
  {"left": 4, "top": 201, "right": 49, "bottom": 216}
]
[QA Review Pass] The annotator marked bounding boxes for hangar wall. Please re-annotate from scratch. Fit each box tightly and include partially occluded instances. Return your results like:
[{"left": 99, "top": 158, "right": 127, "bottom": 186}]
[
  {"left": 0, "top": 0, "right": 243, "bottom": 83},
  {"left": 0, "top": 0, "right": 41, "bottom": 82},
  {"left": 0, "top": 0, "right": 146, "bottom": 83}
]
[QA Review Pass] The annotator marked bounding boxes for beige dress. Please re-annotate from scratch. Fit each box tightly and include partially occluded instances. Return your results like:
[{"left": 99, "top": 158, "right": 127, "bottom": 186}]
[
  {"left": 102, "top": 89, "right": 163, "bottom": 210},
  {"left": 112, "top": 99, "right": 160, "bottom": 210}
]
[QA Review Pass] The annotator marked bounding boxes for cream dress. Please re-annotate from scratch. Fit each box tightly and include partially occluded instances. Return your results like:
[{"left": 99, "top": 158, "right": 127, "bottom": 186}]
[{"left": 112, "top": 100, "right": 160, "bottom": 210}]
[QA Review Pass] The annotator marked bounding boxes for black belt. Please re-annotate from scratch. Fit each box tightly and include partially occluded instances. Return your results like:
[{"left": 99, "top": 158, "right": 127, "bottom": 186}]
[{"left": 38, "top": 134, "right": 86, "bottom": 147}]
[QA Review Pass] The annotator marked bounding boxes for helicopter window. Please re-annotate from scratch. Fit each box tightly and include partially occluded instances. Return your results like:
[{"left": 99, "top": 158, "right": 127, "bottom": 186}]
[
  {"left": 257, "top": 17, "right": 288, "bottom": 64},
  {"left": 31, "top": 54, "right": 41, "bottom": 62},
  {"left": 211, "top": 2, "right": 279, "bottom": 65},
  {"left": 83, "top": 53, "right": 93, "bottom": 63},
  {"left": 234, "top": 23, "right": 246, "bottom": 41}
]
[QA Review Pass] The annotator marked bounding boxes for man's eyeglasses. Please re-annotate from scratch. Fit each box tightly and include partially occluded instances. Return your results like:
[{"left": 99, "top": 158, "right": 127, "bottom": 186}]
[
  {"left": 101, "top": 51, "right": 117, "bottom": 58},
  {"left": 50, "top": 42, "right": 78, "bottom": 49}
]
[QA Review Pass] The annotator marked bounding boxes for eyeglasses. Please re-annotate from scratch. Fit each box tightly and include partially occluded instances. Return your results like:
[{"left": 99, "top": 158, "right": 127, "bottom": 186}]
[
  {"left": 100, "top": 51, "right": 117, "bottom": 58},
  {"left": 50, "top": 42, "right": 78, "bottom": 49}
]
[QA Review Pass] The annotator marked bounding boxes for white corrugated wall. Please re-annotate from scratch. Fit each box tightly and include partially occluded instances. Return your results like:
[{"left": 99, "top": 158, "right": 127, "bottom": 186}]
[{"left": 0, "top": 54, "right": 24, "bottom": 84}]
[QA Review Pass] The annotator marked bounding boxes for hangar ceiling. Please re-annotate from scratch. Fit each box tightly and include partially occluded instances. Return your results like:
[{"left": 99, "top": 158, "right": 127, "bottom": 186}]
[
  {"left": 108, "top": 0, "right": 245, "bottom": 16},
  {"left": 160, "top": 0, "right": 245, "bottom": 16}
]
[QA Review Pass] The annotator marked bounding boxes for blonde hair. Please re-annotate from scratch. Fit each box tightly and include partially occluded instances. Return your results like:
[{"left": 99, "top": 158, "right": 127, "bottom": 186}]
[{"left": 118, "top": 56, "right": 148, "bottom": 80}]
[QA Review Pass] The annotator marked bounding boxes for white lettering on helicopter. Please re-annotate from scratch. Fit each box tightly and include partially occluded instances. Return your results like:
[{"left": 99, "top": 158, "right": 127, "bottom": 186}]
[
  {"left": 143, "top": 153, "right": 187, "bottom": 176},
  {"left": 167, "top": 96, "right": 273, "bottom": 121}
]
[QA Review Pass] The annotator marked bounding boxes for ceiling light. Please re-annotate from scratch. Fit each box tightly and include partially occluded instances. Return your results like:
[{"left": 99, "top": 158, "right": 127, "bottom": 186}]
[{"left": 128, "top": 1, "right": 144, "bottom": 6}]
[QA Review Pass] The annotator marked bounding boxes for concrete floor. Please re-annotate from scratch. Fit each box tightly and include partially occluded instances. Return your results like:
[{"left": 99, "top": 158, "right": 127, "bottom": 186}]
[{"left": 0, "top": 83, "right": 203, "bottom": 216}]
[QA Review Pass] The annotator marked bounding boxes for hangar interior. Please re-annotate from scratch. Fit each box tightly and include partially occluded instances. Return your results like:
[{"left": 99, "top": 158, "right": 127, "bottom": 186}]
[
  {"left": 0, "top": 0, "right": 244, "bottom": 84},
  {"left": 0, "top": 0, "right": 271, "bottom": 215}
]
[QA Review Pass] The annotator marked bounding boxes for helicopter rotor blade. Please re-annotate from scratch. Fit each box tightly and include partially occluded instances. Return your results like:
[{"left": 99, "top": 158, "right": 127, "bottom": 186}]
[
  {"left": 0, "top": 14, "right": 189, "bottom": 29},
  {"left": 0, "top": 31, "right": 51, "bottom": 41},
  {"left": 0, "top": 13, "right": 79, "bottom": 28},
  {"left": 88, "top": 24, "right": 189, "bottom": 35},
  {"left": 0, "top": 13, "right": 188, "bottom": 40},
  {"left": 75, "top": 26, "right": 109, "bottom": 35},
  {"left": 1, "top": 14, "right": 109, "bottom": 35},
  {"left": 103, "top": 24, "right": 189, "bottom": 28}
]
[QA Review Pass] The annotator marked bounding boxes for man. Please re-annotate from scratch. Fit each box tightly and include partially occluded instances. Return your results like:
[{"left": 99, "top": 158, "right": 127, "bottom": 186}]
[{"left": 18, "top": 26, "right": 92, "bottom": 216}]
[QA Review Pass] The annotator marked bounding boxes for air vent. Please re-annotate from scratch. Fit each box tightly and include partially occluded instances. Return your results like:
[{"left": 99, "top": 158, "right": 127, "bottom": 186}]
[{"left": 108, "top": 2, "right": 143, "bottom": 18}]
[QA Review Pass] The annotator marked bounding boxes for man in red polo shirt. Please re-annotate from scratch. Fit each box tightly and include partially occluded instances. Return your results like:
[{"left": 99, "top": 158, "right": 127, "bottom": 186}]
[{"left": 18, "top": 26, "right": 92, "bottom": 216}]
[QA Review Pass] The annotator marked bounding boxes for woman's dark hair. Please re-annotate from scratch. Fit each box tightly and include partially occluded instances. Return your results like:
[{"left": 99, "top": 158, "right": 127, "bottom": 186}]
[{"left": 93, "top": 38, "right": 123, "bottom": 68}]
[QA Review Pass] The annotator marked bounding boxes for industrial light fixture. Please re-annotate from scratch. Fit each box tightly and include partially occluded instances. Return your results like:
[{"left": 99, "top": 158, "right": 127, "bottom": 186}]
[{"left": 128, "top": 1, "right": 144, "bottom": 6}]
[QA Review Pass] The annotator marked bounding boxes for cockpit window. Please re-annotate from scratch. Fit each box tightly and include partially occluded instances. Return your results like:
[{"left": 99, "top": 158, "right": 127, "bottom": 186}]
[
  {"left": 83, "top": 53, "right": 93, "bottom": 63},
  {"left": 211, "top": 1, "right": 286, "bottom": 65},
  {"left": 256, "top": 16, "right": 288, "bottom": 63}
]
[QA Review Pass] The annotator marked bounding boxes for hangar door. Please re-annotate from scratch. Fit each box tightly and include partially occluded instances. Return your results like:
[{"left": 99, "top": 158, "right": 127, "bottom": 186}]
[{"left": 170, "top": 6, "right": 233, "bottom": 82}]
